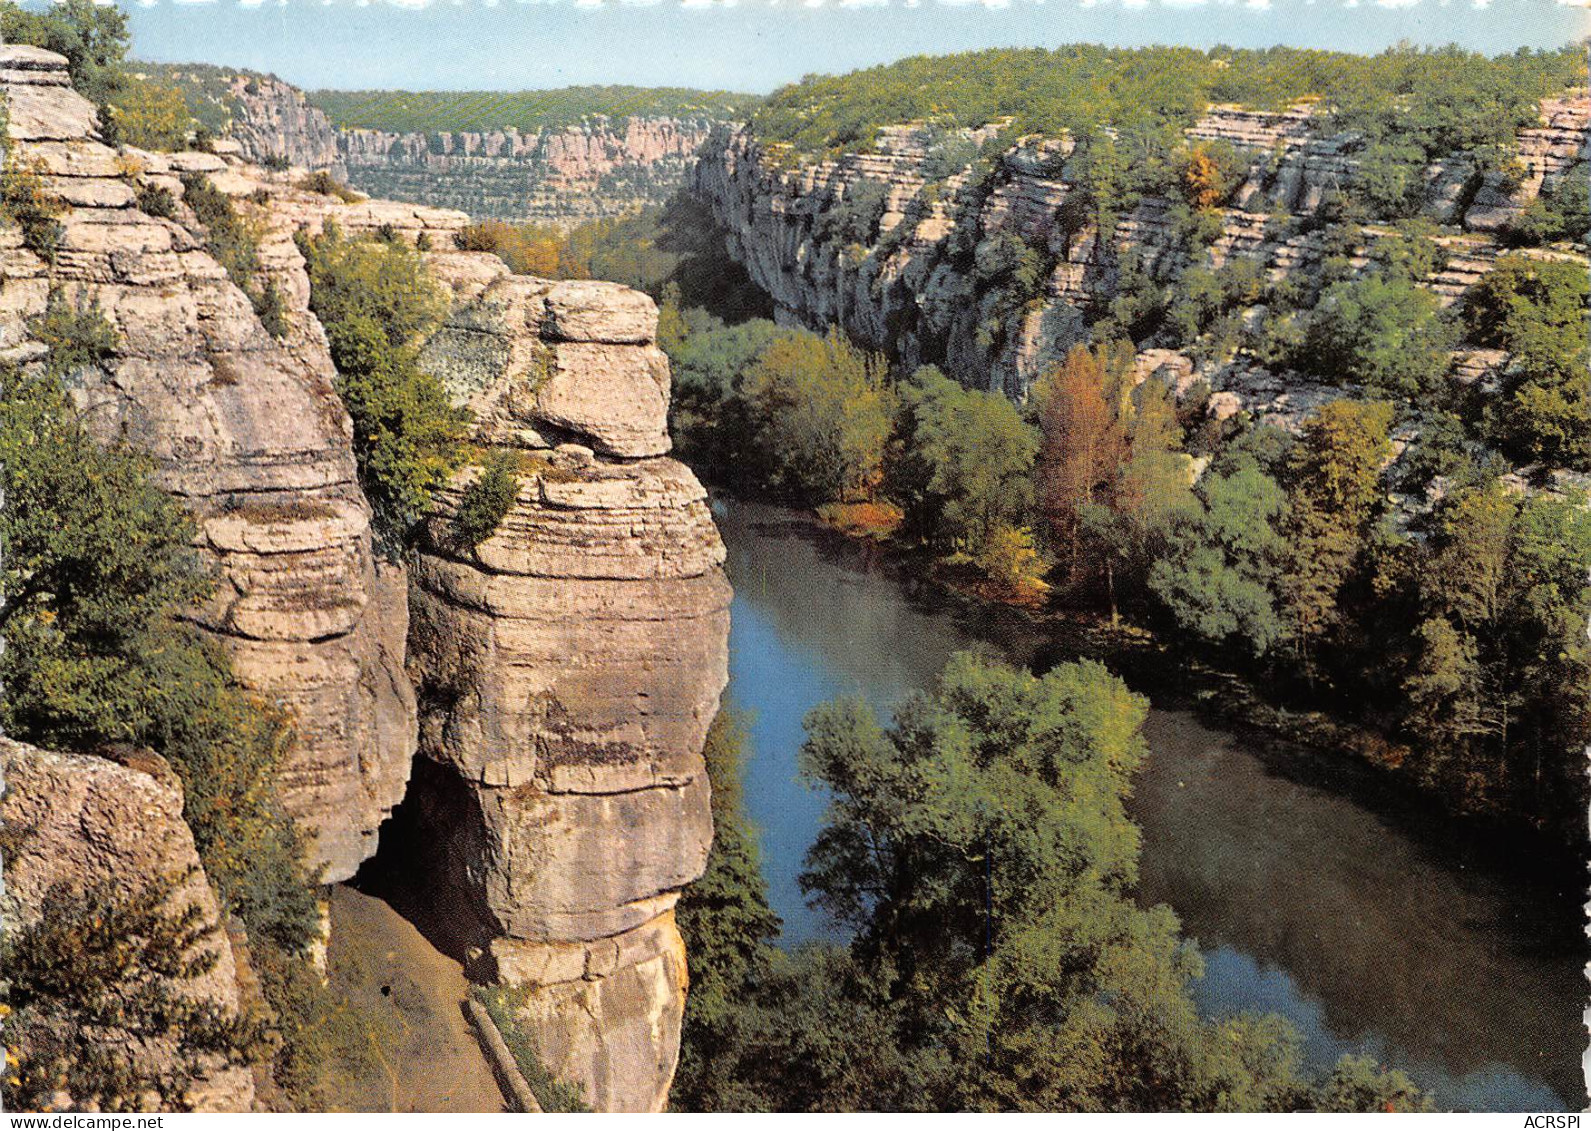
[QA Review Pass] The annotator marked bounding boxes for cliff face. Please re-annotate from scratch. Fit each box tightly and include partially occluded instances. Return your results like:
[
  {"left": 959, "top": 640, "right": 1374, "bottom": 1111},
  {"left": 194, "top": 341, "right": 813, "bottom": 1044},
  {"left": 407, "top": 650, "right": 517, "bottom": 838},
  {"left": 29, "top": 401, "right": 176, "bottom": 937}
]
[
  {"left": 403, "top": 264, "right": 729, "bottom": 1112},
  {"left": 690, "top": 101, "right": 1590, "bottom": 414},
  {"left": 0, "top": 739, "right": 256, "bottom": 1112},
  {"left": 0, "top": 45, "right": 415, "bottom": 882},
  {"left": 221, "top": 74, "right": 343, "bottom": 176},
  {"left": 2, "top": 45, "right": 727, "bottom": 1112},
  {"left": 336, "top": 117, "right": 717, "bottom": 226}
]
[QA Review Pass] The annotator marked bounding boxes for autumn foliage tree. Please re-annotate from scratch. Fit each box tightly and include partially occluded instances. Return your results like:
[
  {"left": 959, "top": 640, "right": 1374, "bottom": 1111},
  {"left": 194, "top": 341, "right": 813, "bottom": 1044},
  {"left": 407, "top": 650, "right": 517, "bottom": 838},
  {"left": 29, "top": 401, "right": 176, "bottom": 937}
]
[
  {"left": 1034, "top": 343, "right": 1129, "bottom": 572},
  {"left": 1278, "top": 399, "right": 1394, "bottom": 677}
]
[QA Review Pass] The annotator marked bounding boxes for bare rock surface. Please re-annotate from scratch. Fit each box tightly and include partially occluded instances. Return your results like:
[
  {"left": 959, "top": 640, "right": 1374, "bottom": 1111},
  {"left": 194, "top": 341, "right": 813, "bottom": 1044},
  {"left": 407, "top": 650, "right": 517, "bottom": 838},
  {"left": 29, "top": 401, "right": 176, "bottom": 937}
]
[
  {"left": 0, "top": 738, "right": 256, "bottom": 1112},
  {"left": 403, "top": 263, "right": 729, "bottom": 1112}
]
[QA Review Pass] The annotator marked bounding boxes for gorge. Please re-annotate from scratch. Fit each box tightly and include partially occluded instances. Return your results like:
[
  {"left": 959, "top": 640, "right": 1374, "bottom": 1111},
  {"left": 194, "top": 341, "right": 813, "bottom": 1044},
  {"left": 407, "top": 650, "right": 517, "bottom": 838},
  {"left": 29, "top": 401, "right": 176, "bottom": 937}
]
[
  {"left": 0, "top": 43, "right": 724, "bottom": 1112},
  {"left": 4, "top": 23, "right": 1589, "bottom": 1114}
]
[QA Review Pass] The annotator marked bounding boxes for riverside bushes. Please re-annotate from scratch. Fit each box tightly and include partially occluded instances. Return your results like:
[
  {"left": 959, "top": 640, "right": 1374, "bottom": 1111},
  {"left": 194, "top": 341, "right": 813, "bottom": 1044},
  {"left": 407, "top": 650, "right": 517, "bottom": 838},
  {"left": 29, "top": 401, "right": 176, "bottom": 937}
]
[{"left": 673, "top": 653, "right": 1434, "bottom": 1112}]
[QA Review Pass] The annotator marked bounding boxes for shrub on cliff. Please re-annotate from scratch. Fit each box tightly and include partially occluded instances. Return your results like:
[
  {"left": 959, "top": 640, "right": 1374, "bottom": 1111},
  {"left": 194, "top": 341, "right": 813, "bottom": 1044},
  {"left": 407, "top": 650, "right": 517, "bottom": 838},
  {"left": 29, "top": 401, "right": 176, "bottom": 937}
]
[
  {"left": 0, "top": 357, "right": 320, "bottom": 953},
  {"left": 181, "top": 175, "right": 290, "bottom": 338},
  {"left": 297, "top": 220, "right": 469, "bottom": 547},
  {"left": 0, "top": 152, "right": 66, "bottom": 263},
  {"left": 296, "top": 170, "right": 361, "bottom": 203},
  {"left": 1, "top": 872, "right": 269, "bottom": 1112},
  {"left": 1465, "top": 254, "right": 1591, "bottom": 469},
  {"left": 452, "top": 450, "right": 520, "bottom": 549},
  {"left": 103, "top": 76, "right": 192, "bottom": 151},
  {"left": 135, "top": 181, "right": 179, "bottom": 220}
]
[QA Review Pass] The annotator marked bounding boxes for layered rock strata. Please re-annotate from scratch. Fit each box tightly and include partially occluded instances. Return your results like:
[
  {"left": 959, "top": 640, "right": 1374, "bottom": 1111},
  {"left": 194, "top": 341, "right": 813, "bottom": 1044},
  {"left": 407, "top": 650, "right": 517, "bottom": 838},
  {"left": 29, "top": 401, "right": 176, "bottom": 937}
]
[
  {"left": 0, "top": 45, "right": 415, "bottom": 880},
  {"left": 403, "top": 259, "right": 729, "bottom": 1112},
  {"left": 0, "top": 739, "right": 256, "bottom": 1112},
  {"left": 2, "top": 46, "right": 729, "bottom": 1111},
  {"left": 336, "top": 117, "right": 718, "bottom": 226},
  {"left": 691, "top": 97, "right": 1590, "bottom": 406}
]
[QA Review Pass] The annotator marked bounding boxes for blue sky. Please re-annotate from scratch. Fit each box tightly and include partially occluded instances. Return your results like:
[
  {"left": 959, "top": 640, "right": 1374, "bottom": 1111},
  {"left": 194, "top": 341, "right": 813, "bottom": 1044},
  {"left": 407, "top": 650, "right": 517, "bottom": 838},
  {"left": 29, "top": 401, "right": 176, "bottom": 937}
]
[{"left": 116, "top": 0, "right": 1589, "bottom": 93}]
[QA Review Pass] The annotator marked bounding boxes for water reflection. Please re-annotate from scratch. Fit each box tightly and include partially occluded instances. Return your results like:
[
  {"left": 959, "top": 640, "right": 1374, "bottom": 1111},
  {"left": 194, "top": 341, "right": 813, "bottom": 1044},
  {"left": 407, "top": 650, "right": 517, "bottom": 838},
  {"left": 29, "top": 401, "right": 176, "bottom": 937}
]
[{"left": 716, "top": 497, "right": 1584, "bottom": 1112}]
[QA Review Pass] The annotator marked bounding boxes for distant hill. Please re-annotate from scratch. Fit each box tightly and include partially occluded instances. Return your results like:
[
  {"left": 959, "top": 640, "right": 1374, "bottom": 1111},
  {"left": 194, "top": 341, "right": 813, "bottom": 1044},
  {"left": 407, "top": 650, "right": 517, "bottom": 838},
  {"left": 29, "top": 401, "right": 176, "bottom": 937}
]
[{"left": 308, "top": 86, "right": 761, "bottom": 134}]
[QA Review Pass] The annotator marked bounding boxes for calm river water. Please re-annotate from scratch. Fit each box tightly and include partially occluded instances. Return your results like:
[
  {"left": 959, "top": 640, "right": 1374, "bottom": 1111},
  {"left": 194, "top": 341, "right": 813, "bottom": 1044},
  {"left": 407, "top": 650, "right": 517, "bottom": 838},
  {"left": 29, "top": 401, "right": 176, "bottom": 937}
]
[{"left": 716, "top": 497, "right": 1586, "bottom": 1112}]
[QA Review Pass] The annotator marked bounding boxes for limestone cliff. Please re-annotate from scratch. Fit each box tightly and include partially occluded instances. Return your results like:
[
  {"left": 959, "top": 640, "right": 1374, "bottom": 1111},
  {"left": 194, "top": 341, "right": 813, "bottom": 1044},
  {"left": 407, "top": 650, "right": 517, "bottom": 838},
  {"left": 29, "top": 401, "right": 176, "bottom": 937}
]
[
  {"left": 0, "top": 739, "right": 256, "bottom": 1112},
  {"left": 0, "top": 45, "right": 415, "bottom": 882},
  {"left": 220, "top": 74, "right": 343, "bottom": 176},
  {"left": 336, "top": 117, "right": 718, "bottom": 226},
  {"left": 402, "top": 266, "right": 729, "bottom": 1112},
  {"left": 690, "top": 100, "right": 1590, "bottom": 419},
  {"left": 1, "top": 44, "right": 727, "bottom": 1112}
]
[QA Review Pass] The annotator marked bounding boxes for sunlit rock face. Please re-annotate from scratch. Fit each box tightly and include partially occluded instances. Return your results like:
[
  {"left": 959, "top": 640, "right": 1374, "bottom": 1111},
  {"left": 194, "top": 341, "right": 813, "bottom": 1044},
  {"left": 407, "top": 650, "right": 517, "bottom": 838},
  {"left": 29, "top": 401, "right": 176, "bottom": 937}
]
[
  {"left": 1, "top": 47, "right": 730, "bottom": 1110},
  {"left": 690, "top": 98, "right": 1589, "bottom": 408},
  {"left": 0, "top": 45, "right": 421, "bottom": 881},
  {"left": 405, "top": 255, "right": 729, "bottom": 1113},
  {"left": 336, "top": 117, "right": 718, "bottom": 226},
  {"left": 0, "top": 738, "right": 256, "bottom": 1112}
]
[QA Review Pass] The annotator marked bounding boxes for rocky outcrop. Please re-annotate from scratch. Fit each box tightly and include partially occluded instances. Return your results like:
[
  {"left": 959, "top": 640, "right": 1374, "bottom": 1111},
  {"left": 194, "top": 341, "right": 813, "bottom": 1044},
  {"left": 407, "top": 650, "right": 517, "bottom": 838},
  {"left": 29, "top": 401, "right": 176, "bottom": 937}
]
[
  {"left": 0, "top": 45, "right": 415, "bottom": 882},
  {"left": 222, "top": 74, "right": 343, "bottom": 175},
  {"left": 0, "top": 738, "right": 256, "bottom": 1112},
  {"left": 3, "top": 46, "right": 729, "bottom": 1112},
  {"left": 690, "top": 97, "right": 1590, "bottom": 412},
  {"left": 401, "top": 257, "right": 729, "bottom": 1112},
  {"left": 337, "top": 117, "right": 718, "bottom": 226}
]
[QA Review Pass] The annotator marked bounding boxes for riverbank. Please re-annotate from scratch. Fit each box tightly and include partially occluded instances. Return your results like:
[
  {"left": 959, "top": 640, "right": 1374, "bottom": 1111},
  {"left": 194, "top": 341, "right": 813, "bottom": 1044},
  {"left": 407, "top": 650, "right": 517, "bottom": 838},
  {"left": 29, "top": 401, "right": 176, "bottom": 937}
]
[
  {"left": 756, "top": 492, "right": 1588, "bottom": 878},
  {"left": 716, "top": 495, "right": 1585, "bottom": 1109}
]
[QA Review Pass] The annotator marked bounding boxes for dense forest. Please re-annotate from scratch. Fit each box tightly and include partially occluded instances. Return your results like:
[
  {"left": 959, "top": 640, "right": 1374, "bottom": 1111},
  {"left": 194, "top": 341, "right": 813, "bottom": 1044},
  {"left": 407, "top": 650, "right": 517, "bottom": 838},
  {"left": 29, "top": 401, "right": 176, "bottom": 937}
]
[
  {"left": 308, "top": 85, "right": 760, "bottom": 134},
  {"left": 751, "top": 42, "right": 1585, "bottom": 162}
]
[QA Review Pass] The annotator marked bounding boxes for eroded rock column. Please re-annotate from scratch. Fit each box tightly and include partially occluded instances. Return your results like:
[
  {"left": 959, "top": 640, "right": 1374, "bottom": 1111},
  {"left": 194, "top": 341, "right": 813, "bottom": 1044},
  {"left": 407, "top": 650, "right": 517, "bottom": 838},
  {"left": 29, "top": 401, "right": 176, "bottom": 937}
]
[{"left": 406, "top": 265, "right": 730, "bottom": 1112}]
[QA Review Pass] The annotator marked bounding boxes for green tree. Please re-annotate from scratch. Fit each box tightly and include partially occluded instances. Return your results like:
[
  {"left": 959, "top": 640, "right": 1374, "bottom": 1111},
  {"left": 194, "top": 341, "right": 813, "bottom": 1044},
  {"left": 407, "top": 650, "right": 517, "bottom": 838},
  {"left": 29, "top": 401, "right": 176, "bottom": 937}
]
[
  {"left": 0, "top": 0, "right": 129, "bottom": 106},
  {"left": 673, "top": 707, "right": 784, "bottom": 1111},
  {"left": 889, "top": 365, "right": 1038, "bottom": 554},
  {"left": 298, "top": 221, "right": 469, "bottom": 545},
  {"left": 742, "top": 328, "right": 895, "bottom": 505},
  {"left": 1303, "top": 275, "right": 1454, "bottom": 397},
  {"left": 1278, "top": 400, "right": 1394, "bottom": 675},
  {"left": 1150, "top": 447, "right": 1289, "bottom": 656},
  {"left": 1465, "top": 255, "right": 1591, "bottom": 468},
  {"left": 1404, "top": 483, "right": 1591, "bottom": 826}
]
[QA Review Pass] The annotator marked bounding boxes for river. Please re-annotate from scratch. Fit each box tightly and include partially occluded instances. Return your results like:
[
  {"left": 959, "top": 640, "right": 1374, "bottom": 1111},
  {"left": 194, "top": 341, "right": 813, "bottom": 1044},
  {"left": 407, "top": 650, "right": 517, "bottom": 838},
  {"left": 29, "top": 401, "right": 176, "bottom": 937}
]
[{"left": 716, "top": 497, "right": 1586, "bottom": 1113}]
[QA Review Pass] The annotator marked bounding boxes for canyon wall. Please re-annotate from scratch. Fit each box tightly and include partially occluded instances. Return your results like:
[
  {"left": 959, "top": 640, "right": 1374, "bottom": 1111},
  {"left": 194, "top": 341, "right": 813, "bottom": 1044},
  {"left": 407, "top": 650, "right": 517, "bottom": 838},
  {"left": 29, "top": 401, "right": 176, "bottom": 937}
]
[
  {"left": 2, "top": 45, "right": 726, "bottom": 1112},
  {"left": 143, "top": 70, "right": 724, "bottom": 226},
  {"left": 0, "top": 45, "right": 415, "bottom": 883},
  {"left": 690, "top": 100, "right": 1590, "bottom": 420},
  {"left": 336, "top": 117, "right": 717, "bottom": 226}
]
